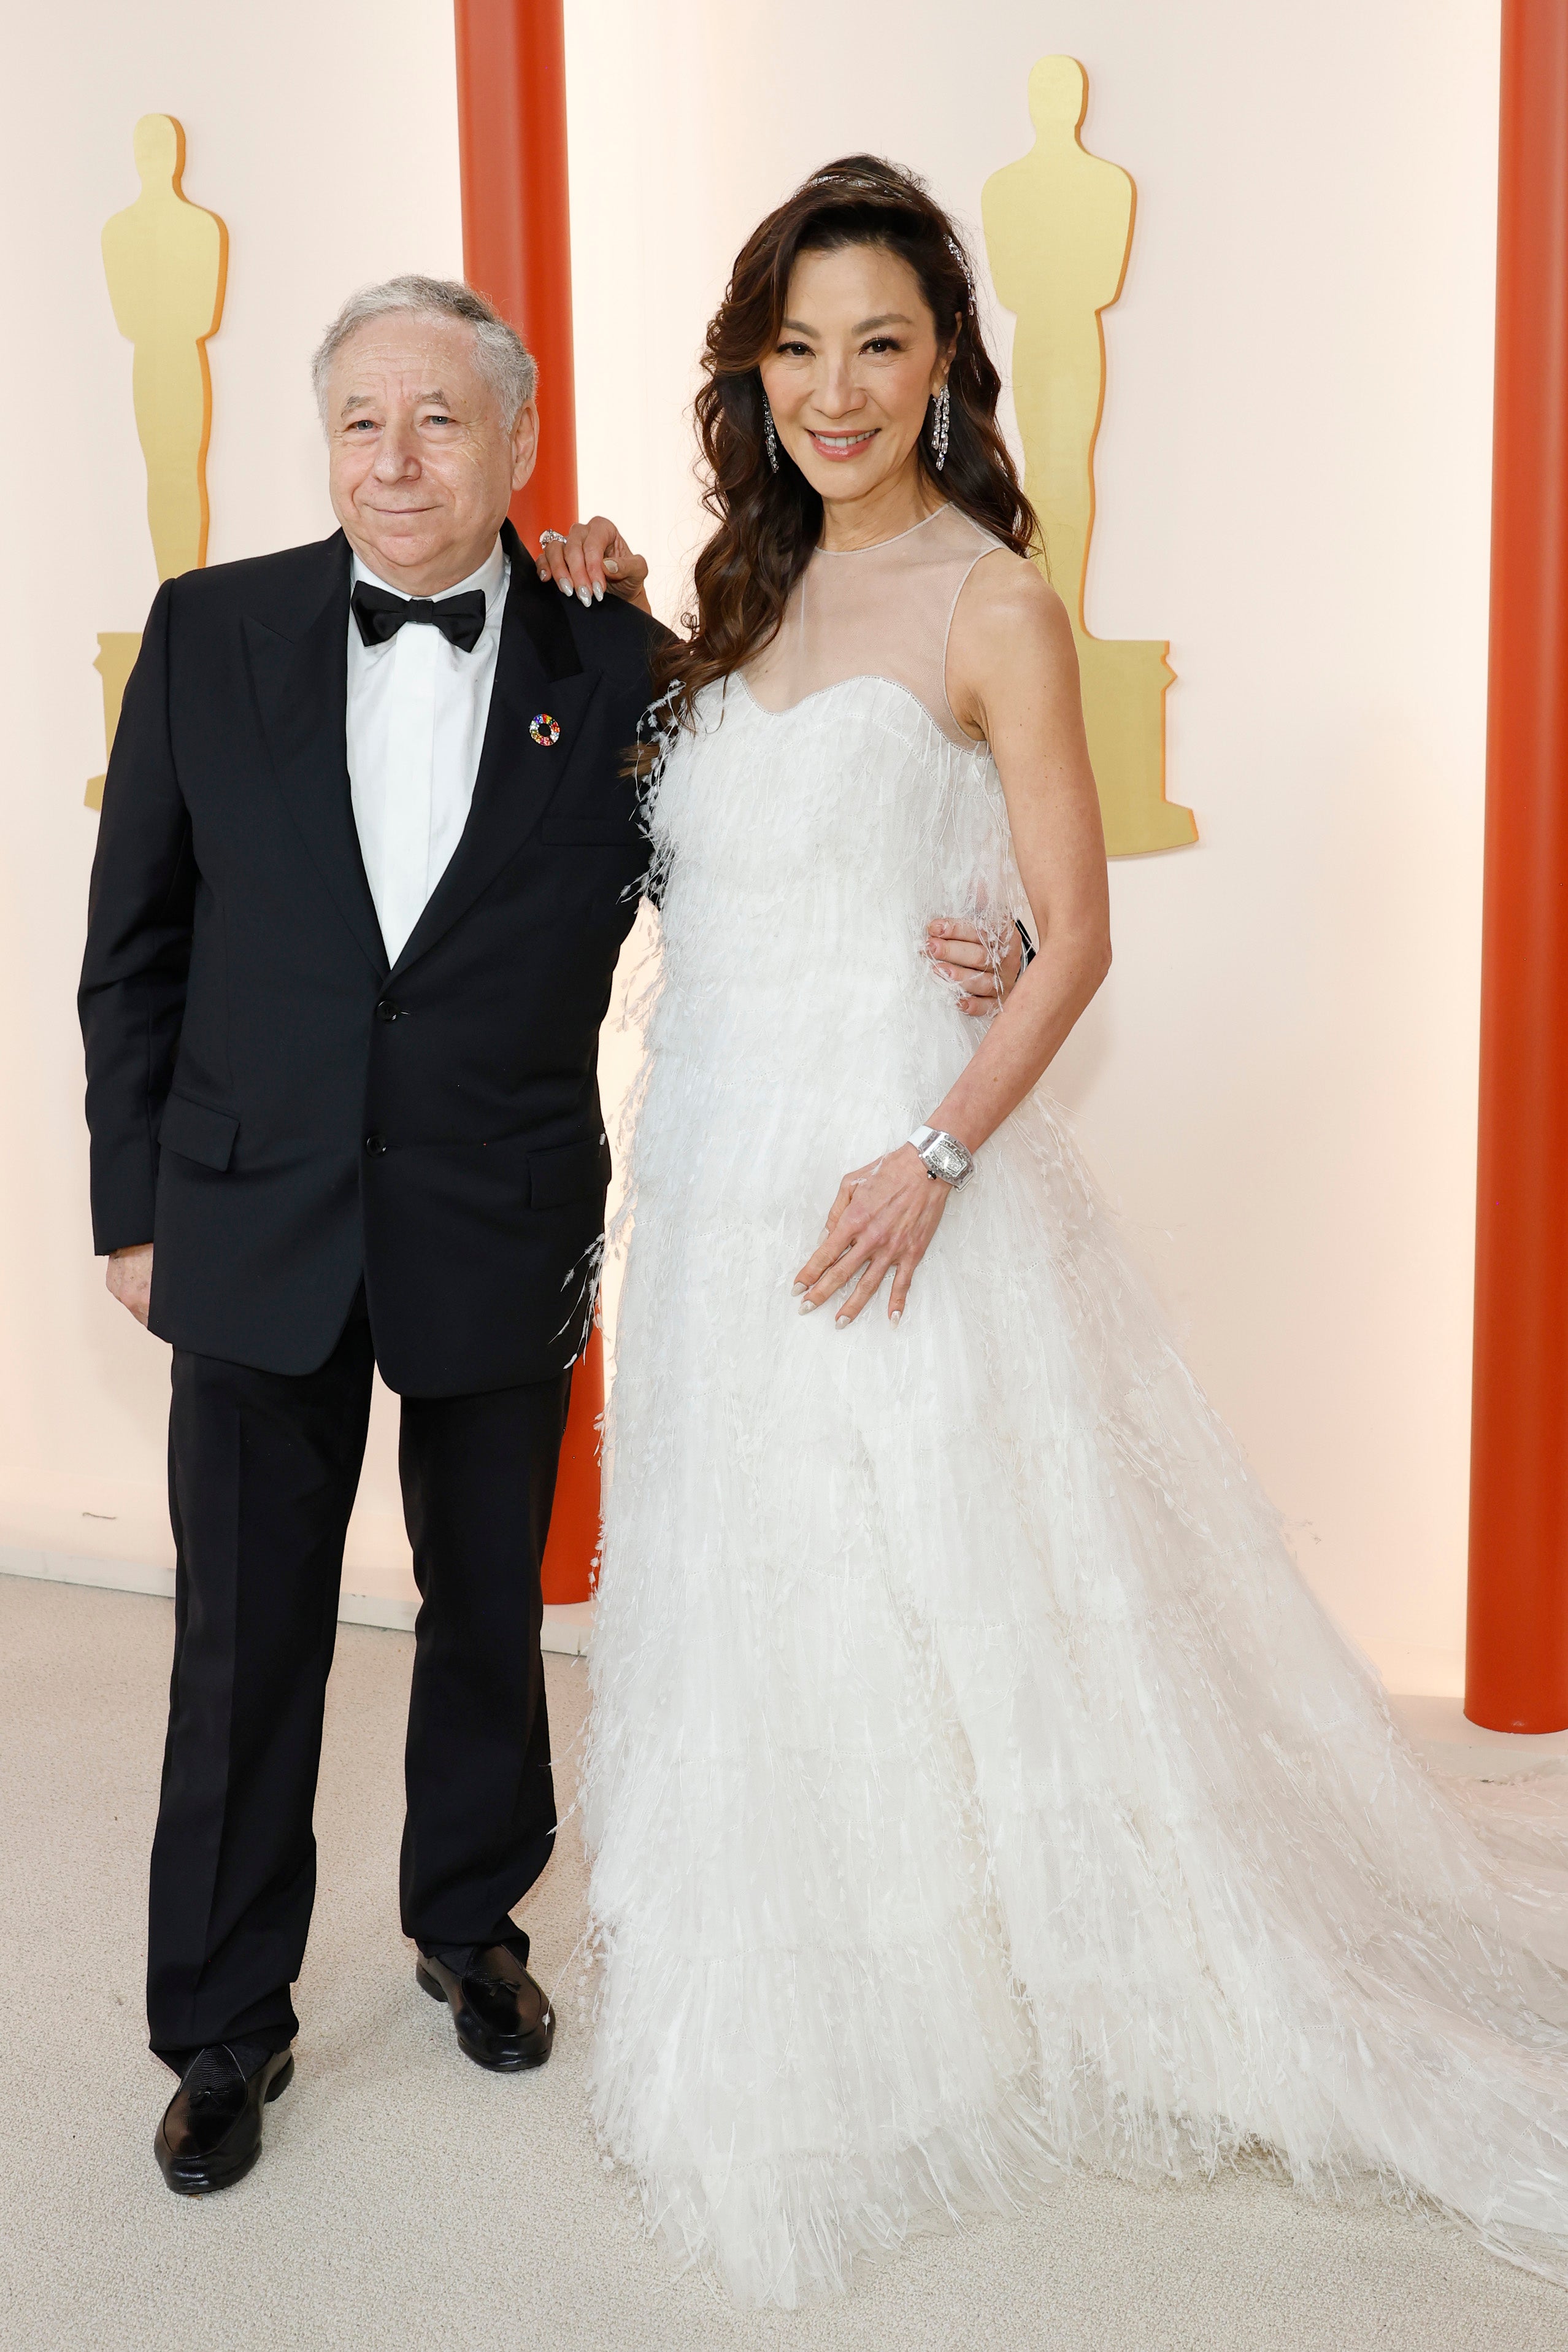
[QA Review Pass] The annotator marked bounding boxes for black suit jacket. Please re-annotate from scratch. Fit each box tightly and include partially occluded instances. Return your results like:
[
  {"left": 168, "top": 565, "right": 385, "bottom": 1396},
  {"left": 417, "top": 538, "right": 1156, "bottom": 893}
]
[{"left": 79, "top": 521, "right": 661, "bottom": 1395}]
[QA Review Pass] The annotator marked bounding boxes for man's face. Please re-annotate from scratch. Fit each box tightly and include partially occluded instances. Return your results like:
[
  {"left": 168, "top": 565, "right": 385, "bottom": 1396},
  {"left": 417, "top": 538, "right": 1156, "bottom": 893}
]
[{"left": 325, "top": 312, "right": 537, "bottom": 594}]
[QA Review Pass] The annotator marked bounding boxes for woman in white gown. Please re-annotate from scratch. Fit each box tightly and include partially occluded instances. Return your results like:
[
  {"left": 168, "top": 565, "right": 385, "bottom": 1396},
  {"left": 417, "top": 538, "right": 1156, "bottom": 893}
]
[{"left": 575, "top": 156, "right": 1568, "bottom": 2307}]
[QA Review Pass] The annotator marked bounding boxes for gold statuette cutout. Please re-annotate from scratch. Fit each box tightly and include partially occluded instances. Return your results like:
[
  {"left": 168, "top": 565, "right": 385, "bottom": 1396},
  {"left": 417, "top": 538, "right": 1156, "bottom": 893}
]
[
  {"left": 984, "top": 58, "right": 1196, "bottom": 857},
  {"left": 89, "top": 115, "right": 226, "bottom": 809}
]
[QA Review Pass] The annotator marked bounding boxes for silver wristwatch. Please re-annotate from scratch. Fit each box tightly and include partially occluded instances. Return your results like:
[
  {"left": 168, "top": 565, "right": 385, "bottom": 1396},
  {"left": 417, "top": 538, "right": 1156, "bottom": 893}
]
[{"left": 908, "top": 1125, "right": 975, "bottom": 1189}]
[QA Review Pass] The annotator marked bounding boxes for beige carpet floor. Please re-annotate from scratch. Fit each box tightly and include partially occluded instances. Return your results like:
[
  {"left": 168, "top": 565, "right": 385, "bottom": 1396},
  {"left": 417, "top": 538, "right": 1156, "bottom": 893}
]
[{"left": 2, "top": 1573, "right": 1566, "bottom": 2352}]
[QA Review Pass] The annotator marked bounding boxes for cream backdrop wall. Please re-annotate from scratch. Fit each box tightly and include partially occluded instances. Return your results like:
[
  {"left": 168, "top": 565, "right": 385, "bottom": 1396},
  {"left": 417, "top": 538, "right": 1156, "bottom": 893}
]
[{"left": 0, "top": 0, "right": 1497, "bottom": 1691}]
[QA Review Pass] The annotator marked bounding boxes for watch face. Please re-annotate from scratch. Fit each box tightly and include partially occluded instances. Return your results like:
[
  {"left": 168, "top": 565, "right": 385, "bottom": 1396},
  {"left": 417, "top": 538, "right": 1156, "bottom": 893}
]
[{"left": 928, "top": 1136, "right": 970, "bottom": 1184}]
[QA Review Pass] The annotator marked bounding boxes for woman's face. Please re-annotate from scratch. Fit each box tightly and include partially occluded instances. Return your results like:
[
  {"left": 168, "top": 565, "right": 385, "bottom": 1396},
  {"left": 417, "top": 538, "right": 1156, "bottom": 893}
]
[{"left": 758, "top": 243, "right": 951, "bottom": 507}]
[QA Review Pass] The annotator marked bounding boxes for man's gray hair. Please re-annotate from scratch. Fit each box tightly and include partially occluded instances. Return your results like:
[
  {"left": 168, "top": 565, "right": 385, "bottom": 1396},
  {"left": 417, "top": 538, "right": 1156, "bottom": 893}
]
[{"left": 311, "top": 275, "right": 537, "bottom": 426}]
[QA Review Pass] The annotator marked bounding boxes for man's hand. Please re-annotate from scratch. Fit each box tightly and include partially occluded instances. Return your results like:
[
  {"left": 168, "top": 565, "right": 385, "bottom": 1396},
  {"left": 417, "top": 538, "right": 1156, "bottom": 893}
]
[
  {"left": 926, "top": 918, "right": 1025, "bottom": 1016},
  {"left": 536, "top": 517, "right": 653, "bottom": 617},
  {"left": 107, "top": 1243, "right": 153, "bottom": 1327}
]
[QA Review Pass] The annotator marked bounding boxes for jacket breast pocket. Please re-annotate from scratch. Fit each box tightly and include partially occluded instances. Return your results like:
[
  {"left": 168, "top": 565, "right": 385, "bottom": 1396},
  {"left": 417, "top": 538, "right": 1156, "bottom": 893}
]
[
  {"left": 527, "top": 1134, "right": 610, "bottom": 1209},
  {"left": 158, "top": 1091, "right": 239, "bottom": 1173}
]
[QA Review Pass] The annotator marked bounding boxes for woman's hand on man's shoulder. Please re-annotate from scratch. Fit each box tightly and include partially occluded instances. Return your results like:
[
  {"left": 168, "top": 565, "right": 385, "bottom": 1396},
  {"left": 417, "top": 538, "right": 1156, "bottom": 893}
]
[{"left": 536, "top": 517, "right": 655, "bottom": 617}]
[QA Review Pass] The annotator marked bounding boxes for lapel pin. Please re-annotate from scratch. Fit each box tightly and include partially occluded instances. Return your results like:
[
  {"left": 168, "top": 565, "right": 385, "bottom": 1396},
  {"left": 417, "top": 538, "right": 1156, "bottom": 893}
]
[{"left": 529, "top": 712, "right": 561, "bottom": 748}]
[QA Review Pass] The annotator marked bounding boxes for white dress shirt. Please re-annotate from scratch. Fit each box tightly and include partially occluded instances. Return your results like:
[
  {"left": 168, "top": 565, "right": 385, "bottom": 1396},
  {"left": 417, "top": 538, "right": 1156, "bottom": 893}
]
[{"left": 346, "top": 537, "right": 509, "bottom": 964}]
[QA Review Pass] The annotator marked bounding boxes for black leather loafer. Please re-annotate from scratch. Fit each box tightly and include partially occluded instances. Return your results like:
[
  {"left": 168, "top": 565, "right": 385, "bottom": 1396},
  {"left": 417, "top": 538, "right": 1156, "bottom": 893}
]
[
  {"left": 154, "top": 2043, "right": 294, "bottom": 2195},
  {"left": 417, "top": 1944, "right": 555, "bottom": 2071}
]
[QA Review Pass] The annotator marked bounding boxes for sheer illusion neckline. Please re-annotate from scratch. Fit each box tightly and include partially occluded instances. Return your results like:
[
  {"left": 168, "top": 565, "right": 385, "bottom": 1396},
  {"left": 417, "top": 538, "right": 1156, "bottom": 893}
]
[
  {"left": 741, "top": 501, "right": 1004, "bottom": 747},
  {"left": 813, "top": 506, "right": 948, "bottom": 557}
]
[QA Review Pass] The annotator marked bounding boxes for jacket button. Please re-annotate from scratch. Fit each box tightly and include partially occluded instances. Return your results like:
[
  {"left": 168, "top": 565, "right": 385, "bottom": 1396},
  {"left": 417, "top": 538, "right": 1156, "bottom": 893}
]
[
  {"left": 364, "top": 1133, "right": 387, "bottom": 1156},
  {"left": 375, "top": 998, "right": 401, "bottom": 1023}
]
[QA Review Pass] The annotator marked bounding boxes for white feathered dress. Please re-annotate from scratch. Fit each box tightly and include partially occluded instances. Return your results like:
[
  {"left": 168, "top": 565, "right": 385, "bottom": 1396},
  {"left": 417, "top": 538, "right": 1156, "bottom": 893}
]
[{"left": 580, "top": 506, "right": 1568, "bottom": 2308}]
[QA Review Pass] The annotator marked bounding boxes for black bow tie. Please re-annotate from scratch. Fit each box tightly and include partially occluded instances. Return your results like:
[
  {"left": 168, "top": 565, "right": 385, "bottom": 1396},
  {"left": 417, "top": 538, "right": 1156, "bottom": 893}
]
[{"left": 351, "top": 581, "right": 489, "bottom": 654}]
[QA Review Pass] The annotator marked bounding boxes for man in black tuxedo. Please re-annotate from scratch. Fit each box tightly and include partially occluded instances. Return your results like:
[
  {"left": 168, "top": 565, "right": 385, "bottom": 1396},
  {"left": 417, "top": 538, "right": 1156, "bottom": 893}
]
[{"left": 80, "top": 274, "right": 1020, "bottom": 2196}]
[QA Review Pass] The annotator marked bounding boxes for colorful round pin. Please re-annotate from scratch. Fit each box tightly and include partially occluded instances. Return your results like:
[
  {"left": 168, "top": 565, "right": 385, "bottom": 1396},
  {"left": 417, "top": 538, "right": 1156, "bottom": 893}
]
[{"left": 529, "top": 712, "right": 561, "bottom": 747}]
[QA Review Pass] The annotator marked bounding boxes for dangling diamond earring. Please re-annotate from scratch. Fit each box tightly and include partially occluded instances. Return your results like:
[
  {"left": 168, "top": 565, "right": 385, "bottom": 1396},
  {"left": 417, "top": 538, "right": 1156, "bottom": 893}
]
[
  {"left": 761, "top": 391, "right": 780, "bottom": 475},
  {"left": 930, "top": 382, "right": 951, "bottom": 474}
]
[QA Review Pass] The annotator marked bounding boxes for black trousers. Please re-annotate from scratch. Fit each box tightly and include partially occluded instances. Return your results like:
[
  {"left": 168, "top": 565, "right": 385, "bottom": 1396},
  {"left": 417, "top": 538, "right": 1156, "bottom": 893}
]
[{"left": 146, "top": 1295, "right": 572, "bottom": 2063}]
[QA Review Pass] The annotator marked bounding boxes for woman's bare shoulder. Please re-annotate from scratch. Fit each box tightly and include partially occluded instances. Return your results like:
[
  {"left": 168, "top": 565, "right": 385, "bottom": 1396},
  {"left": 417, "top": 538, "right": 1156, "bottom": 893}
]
[
  {"left": 965, "top": 544, "right": 1066, "bottom": 619},
  {"left": 951, "top": 544, "right": 1077, "bottom": 679}
]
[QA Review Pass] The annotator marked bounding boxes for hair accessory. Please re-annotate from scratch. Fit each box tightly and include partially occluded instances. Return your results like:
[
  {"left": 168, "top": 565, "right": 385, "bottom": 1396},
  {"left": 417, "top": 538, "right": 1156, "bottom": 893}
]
[
  {"left": 805, "top": 167, "right": 893, "bottom": 195},
  {"left": 529, "top": 712, "right": 561, "bottom": 747},
  {"left": 761, "top": 391, "right": 780, "bottom": 474},
  {"left": 930, "top": 382, "right": 950, "bottom": 473}
]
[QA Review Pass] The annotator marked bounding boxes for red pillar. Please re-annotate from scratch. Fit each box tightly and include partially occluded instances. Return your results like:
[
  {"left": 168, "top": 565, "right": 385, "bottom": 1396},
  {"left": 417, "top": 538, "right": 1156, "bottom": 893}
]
[
  {"left": 1466, "top": 0, "right": 1568, "bottom": 1730},
  {"left": 453, "top": 0, "right": 578, "bottom": 542},
  {"left": 453, "top": 0, "right": 602, "bottom": 1604}
]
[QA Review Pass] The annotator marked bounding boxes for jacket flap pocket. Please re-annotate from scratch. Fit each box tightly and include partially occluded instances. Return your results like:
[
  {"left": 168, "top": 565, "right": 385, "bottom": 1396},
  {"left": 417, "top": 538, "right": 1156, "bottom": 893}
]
[
  {"left": 537, "top": 760, "right": 643, "bottom": 848},
  {"left": 158, "top": 1092, "right": 239, "bottom": 1173},
  {"left": 528, "top": 1134, "right": 610, "bottom": 1211},
  {"left": 539, "top": 816, "right": 642, "bottom": 846}
]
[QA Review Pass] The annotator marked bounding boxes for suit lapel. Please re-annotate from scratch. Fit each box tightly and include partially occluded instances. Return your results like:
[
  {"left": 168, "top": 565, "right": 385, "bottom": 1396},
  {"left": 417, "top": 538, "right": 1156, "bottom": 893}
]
[
  {"left": 242, "top": 532, "right": 389, "bottom": 979},
  {"left": 390, "top": 526, "right": 604, "bottom": 977}
]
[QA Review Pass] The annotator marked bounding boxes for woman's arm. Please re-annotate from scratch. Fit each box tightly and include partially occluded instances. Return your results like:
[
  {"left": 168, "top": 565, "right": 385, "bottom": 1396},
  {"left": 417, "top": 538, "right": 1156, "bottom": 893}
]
[
  {"left": 793, "top": 553, "right": 1110, "bottom": 1327},
  {"left": 927, "top": 552, "right": 1111, "bottom": 1143}
]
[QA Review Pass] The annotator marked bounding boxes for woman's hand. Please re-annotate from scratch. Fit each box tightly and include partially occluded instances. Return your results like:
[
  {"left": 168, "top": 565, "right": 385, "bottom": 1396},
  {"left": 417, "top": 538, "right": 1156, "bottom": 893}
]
[
  {"left": 536, "top": 517, "right": 653, "bottom": 615},
  {"left": 926, "top": 917, "right": 1024, "bottom": 1014},
  {"left": 793, "top": 1144, "right": 950, "bottom": 1327}
]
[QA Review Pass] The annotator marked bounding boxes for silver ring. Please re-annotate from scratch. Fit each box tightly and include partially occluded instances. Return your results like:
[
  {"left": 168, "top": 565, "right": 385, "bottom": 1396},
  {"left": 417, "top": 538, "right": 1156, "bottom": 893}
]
[{"left": 538, "top": 529, "right": 566, "bottom": 546}]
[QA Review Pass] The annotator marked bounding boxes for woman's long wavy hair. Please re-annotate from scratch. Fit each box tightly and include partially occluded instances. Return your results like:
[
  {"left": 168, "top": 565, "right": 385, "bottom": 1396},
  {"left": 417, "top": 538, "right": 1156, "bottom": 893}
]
[{"left": 650, "top": 155, "right": 1040, "bottom": 727}]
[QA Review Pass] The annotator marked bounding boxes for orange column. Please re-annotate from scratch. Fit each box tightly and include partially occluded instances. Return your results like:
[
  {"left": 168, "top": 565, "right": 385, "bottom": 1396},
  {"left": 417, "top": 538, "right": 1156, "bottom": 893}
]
[
  {"left": 453, "top": 0, "right": 578, "bottom": 541},
  {"left": 1466, "top": 0, "right": 1568, "bottom": 1730},
  {"left": 540, "top": 1322, "right": 605, "bottom": 1604},
  {"left": 454, "top": 0, "right": 602, "bottom": 1604}
]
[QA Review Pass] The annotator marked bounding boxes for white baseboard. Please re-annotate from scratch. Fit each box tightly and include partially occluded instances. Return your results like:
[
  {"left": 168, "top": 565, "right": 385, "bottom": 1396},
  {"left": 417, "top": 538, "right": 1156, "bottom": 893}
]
[
  {"left": 1, "top": 1544, "right": 175, "bottom": 1603},
  {"left": 1386, "top": 1692, "right": 1568, "bottom": 1777},
  {"left": 0, "top": 1546, "right": 596, "bottom": 1657}
]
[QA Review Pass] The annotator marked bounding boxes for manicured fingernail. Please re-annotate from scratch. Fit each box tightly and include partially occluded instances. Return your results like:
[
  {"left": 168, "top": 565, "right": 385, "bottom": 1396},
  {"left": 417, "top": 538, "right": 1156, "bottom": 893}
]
[
  {"left": 890, "top": 1309, "right": 902, "bottom": 1325},
  {"left": 558, "top": 580, "right": 572, "bottom": 595},
  {"left": 593, "top": 583, "right": 604, "bottom": 602},
  {"left": 791, "top": 1282, "right": 805, "bottom": 1295},
  {"left": 835, "top": 1316, "right": 850, "bottom": 1329},
  {"left": 799, "top": 1299, "right": 817, "bottom": 1315},
  {"left": 537, "top": 567, "right": 549, "bottom": 581},
  {"left": 605, "top": 557, "right": 620, "bottom": 572},
  {"left": 577, "top": 587, "right": 592, "bottom": 606}
]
